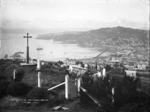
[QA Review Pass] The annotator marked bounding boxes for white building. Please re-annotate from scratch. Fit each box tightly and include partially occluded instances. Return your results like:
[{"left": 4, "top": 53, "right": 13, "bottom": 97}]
[
  {"left": 69, "top": 65, "right": 87, "bottom": 75},
  {"left": 125, "top": 70, "right": 136, "bottom": 77}
]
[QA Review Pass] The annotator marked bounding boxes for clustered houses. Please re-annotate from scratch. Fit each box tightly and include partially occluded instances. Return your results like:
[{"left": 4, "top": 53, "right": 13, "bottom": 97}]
[
  {"left": 63, "top": 49, "right": 149, "bottom": 79},
  {"left": 63, "top": 57, "right": 149, "bottom": 93},
  {"left": 107, "top": 54, "right": 149, "bottom": 78},
  {"left": 64, "top": 58, "right": 77, "bottom": 65},
  {"left": 63, "top": 58, "right": 106, "bottom": 77},
  {"left": 123, "top": 61, "right": 149, "bottom": 71}
]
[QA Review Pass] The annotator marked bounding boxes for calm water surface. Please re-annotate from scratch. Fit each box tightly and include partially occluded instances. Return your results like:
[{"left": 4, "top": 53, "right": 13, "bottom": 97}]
[{"left": 0, "top": 33, "right": 100, "bottom": 61}]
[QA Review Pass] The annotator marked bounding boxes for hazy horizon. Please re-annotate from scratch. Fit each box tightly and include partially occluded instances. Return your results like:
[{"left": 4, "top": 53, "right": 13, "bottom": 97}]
[
  {"left": 0, "top": 0, "right": 149, "bottom": 32},
  {"left": 1, "top": 25, "right": 149, "bottom": 35}
]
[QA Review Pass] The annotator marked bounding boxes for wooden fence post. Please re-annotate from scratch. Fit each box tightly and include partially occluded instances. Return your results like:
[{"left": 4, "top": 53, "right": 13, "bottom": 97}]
[
  {"left": 37, "top": 59, "right": 41, "bottom": 70},
  {"left": 65, "top": 75, "right": 69, "bottom": 99},
  {"left": 77, "top": 78, "right": 81, "bottom": 96},
  {"left": 13, "top": 69, "right": 16, "bottom": 80},
  {"left": 102, "top": 68, "right": 106, "bottom": 77},
  {"left": 112, "top": 87, "right": 115, "bottom": 103},
  {"left": 37, "top": 59, "right": 41, "bottom": 88},
  {"left": 38, "top": 72, "right": 41, "bottom": 88}
]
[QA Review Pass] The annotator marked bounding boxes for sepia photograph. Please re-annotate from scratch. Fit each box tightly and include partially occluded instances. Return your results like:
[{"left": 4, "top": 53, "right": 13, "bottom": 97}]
[{"left": 0, "top": 0, "right": 149, "bottom": 112}]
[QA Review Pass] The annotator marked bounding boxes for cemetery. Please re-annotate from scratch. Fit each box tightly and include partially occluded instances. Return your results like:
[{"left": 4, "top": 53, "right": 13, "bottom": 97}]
[{"left": 0, "top": 57, "right": 150, "bottom": 112}]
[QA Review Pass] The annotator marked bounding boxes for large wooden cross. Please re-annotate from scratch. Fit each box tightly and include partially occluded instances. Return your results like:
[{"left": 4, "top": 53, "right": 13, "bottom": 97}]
[{"left": 23, "top": 33, "right": 32, "bottom": 63}]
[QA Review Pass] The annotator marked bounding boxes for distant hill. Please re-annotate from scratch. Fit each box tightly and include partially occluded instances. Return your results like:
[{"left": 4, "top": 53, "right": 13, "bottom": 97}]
[{"left": 37, "top": 26, "right": 149, "bottom": 48}]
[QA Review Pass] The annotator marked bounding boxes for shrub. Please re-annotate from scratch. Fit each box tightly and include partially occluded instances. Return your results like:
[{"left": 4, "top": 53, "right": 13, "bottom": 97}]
[
  {"left": 14, "top": 67, "right": 25, "bottom": 82},
  {"left": 80, "top": 88, "right": 94, "bottom": 107},
  {"left": 81, "top": 74, "right": 143, "bottom": 111},
  {"left": 81, "top": 75, "right": 114, "bottom": 111},
  {"left": 113, "top": 76, "right": 141, "bottom": 110},
  {"left": 47, "top": 91, "right": 64, "bottom": 106},
  {"left": 27, "top": 87, "right": 61, "bottom": 106},
  {"left": 27, "top": 87, "right": 49, "bottom": 99},
  {"left": 0, "top": 76, "right": 7, "bottom": 81},
  {"left": 7, "top": 82, "right": 33, "bottom": 97},
  {"left": 1, "top": 62, "right": 18, "bottom": 82},
  {"left": 0, "top": 80, "right": 10, "bottom": 99}
]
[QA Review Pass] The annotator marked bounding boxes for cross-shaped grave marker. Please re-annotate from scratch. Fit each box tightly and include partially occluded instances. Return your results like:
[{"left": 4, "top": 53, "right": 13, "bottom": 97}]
[{"left": 23, "top": 33, "right": 32, "bottom": 63}]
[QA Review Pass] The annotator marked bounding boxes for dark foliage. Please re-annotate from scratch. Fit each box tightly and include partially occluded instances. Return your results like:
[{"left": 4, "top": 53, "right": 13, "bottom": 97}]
[
  {"left": 14, "top": 67, "right": 25, "bottom": 82},
  {"left": 0, "top": 60, "right": 15, "bottom": 75},
  {"left": 105, "top": 65, "right": 113, "bottom": 72},
  {"left": 119, "top": 95, "right": 150, "bottom": 112},
  {"left": 81, "top": 72, "right": 149, "bottom": 112},
  {"left": 113, "top": 76, "right": 141, "bottom": 110},
  {"left": 27, "top": 87, "right": 49, "bottom": 99},
  {"left": 75, "top": 61, "right": 84, "bottom": 67},
  {"left": 80, "top": 88, "right": 95, "bottom": 107},
  {"left": 82, "top": 70, "right": 92, "bottom": 85},
  {"left": 27, "top": 87, "right": 60, "bottom": 106},
  {"left": 57, "top": 60, "right": 64, "bottom": 65},
  {"left": 46, "top": 68, "right": 65, "bottom": 75},
  {"left": 7, "top": 82, "right": 33, "bottom": 97},
  {"left": 0, "top": 80, "right": 10, "bottom": 99},
  {"left": 47, "top": 91, "right": 65, "bottom": 106},
  {"left": 0, "top": 76, "right": 7, "bottom": 81},
  {"left": 0, "top": 59, "right": 19, "bottom": 82},
  {"left": 81, "top": 75, "right": 113, "bottom": 111}
]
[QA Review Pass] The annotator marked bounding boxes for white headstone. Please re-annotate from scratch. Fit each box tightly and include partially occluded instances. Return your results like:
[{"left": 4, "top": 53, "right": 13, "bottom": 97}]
[
  {"left": 102, "top": 68, "right": 106, "bottom": 77},
  {"left": 37, "top": 59, "right": 41, "bottom": 70},
  {"left": 65, "top": 75, "right": 69, "bottom": 99},
  {"left": 38, "top": 72, "right": 41, "bottom": 87}
]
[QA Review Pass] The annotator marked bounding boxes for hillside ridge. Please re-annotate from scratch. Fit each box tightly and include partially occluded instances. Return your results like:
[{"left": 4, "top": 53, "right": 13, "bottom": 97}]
[{"left": 37, "top": 26, "right": 149, "bottom": 48}]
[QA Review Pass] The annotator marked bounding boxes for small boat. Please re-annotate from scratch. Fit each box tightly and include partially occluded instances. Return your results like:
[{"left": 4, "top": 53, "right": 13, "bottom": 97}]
[
  {"left": 37, "top": 48, "right": 43, "bottom": 50},
  {"left": 16, "top": 51, "right": 24, "bottom": 54}
]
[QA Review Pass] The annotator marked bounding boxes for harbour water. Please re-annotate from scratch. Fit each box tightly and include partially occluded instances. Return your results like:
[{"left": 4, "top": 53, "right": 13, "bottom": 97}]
[{"left": 0, "top": 33, "right": 100, "bottom": 61}]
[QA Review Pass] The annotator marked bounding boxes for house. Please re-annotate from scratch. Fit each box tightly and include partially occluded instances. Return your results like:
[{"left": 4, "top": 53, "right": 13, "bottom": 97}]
[
  {"left": 137, "top": 64, "right": 146, "bottom": 70},
  {"left": 111, "top": 57, "right": 120, "bottom": 63},
  {"left": 125, "top": 70, "right": 136, "bottom": 77},
  {"left": 64, "top": 58, "right": 76, "bottom": 65},
  {"left": 69, "top": 65, "right": 87, "bottom": 75}
]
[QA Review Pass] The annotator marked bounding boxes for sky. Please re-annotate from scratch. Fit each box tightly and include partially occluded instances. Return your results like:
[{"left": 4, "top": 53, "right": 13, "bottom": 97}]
[{"left": 0, "top": 0, "right": 149, "bottom": 30}]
